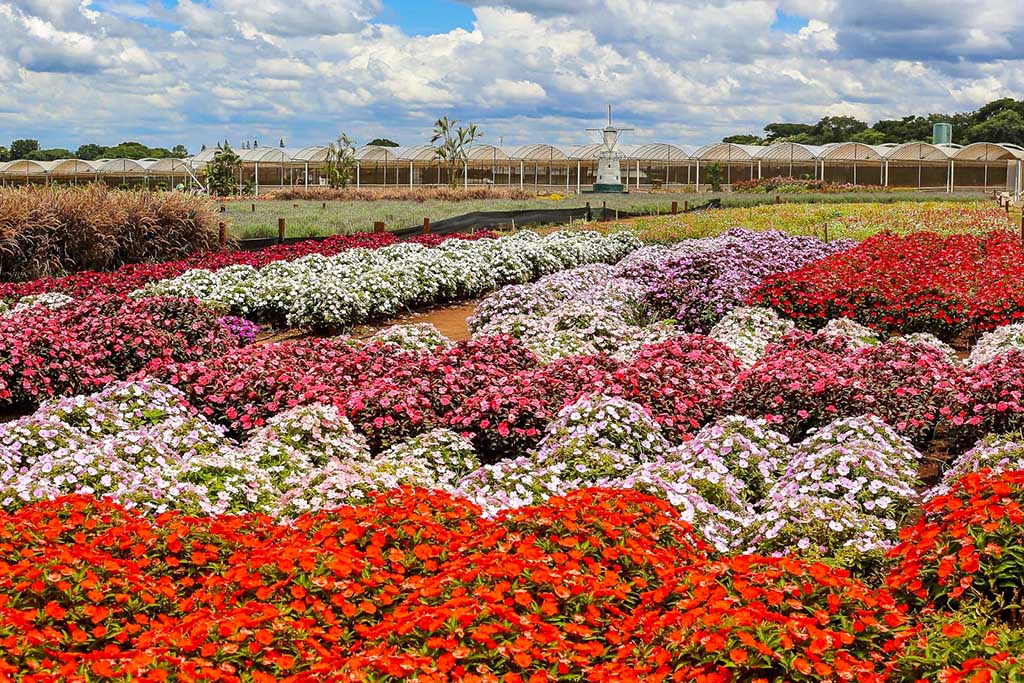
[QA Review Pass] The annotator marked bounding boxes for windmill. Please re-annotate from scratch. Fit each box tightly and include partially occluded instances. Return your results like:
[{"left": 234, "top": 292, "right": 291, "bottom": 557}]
[{"left": 586, "top": 105, "right": 633, "bottom": 193}]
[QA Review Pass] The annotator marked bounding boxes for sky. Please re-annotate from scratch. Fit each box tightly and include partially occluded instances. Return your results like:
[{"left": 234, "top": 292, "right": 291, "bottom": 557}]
[{"left": 0, "top": 0, "right": 1022, "bottom": 153}]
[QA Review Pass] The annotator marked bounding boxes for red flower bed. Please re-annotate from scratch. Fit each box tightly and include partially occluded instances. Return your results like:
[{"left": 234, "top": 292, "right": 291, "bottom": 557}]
[
  {"left": 729, "top": 332, "right": 961, "bottom": 443},
  {"left": 750, "top": 230, "right": 1024, "bottom": 340},
  {"left": 0, "top": 295, "right": 238, "bottom": 406},
  {"left": 0, "top": 489, "right": 913, "bottom": 682},
  {"left": 887, "top": 469, "right": 1024, "bottom": 616},
  {"left": 151, "top": 334, "right": 739, "bottom": 457}
]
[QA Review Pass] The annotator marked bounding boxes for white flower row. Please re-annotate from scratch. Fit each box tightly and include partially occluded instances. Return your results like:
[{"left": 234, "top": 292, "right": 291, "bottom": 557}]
[{"left": 136, "top": 231, "right": 641, "bottom": 330}]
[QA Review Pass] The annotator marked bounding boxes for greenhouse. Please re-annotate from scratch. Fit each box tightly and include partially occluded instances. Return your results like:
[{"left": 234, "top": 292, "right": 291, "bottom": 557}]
[{"left": 1, "top": 139, "right": 1021, "bottom": 195}]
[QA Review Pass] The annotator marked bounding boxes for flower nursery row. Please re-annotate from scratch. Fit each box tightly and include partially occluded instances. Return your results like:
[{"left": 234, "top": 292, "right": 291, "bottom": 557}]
[
  {"left": 0, "top": 229, "right": 496, "bottom": 302},
  {"left": 1, "top": 474, "right": 1022, "bottom": 682},
  {"left": 137, "top": 230, "right": 641, "bottom": 330},
  {"left": 0, "top": 231, "right": 624, "bottom": 410},
  {"left": 620, "top": 200, "right": 1009, "bottom": 244},
  {"left": 752, "top": 229, "right": 1024, "bottom": 339},
  {"left": 732, "top": 176, "right": 888, "bottom": 194}
]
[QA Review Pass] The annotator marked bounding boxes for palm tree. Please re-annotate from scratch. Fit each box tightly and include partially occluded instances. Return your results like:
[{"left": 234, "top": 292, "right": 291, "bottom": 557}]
[{"left": 431, "top": 117, "right": 481, "bottom": 188}]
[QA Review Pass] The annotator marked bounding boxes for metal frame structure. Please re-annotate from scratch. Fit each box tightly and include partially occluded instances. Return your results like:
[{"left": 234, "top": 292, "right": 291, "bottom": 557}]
[{"left": 2, "top": 140, "right": 1022, "bottom": 197}]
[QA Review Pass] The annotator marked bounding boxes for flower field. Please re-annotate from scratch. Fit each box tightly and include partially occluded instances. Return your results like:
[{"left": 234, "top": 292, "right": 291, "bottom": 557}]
[
  {"left": 2, "top": 211, "right": 1024, "bottom": 680},
  {"left": 614, "top": 200, "right": 1010, "bottom": 243}
]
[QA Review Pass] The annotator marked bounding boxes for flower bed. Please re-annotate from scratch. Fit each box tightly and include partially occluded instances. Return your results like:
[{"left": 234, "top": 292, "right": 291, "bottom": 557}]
[
  {"left": 0, "top": 294, "right": 239, "bottom": 408},
  {"left": 751, "top": 230, "right": 1024, "bottom": 339},
  {"left": 4, "top": 480, "right": 1024, "bottom": 681},
  {"left": 139, "top": 231, "right": 641, "bottom": 330},
  {"left": 0, "top": 231, "right": 494, "bottom": 303},
  {"left": 733, "top": 176, "right": 889, "bottom": 194}
]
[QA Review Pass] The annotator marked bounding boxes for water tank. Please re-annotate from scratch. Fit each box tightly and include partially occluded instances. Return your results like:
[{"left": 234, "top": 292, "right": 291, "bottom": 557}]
[{"left": 933, "top": 123, "right": 953, "bottom": 145}]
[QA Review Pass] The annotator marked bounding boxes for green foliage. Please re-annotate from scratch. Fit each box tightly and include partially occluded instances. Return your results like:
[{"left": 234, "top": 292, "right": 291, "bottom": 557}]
[
  {"left": 323, "top": 133, "right": 358, "bottom": 189},
  {"left": 704, "top": 163, "right": 723, "bottom": 192},
  {"left": 74, "top": 144, "right": 106, "bottom": 160},
  {"left": 759, "top": 98, "right": 1024, "bottom": 146},
  {"left": 813, "top": 115, "right": 869, "bottom": 143},
  {"left": 431, "top": 116, "right": 481, "bottom": 188},
  {"left": 171, "top": 145, "right": 188, "bottom": 158},
  {"left": 24, "top": 148, "right": 73, "bottom": 162},
  {"left": 203, "top": 141, "right": 242, "bottom": 197},
  {"left": 9, "top": 139, "right": 39, "bottom": 160},
  {"left": 722, "top": 134, "right": 764, "bottom": 145},
  {"left": 966, "top": 109, "right": 1024, "bottom": 146},
  {"left": 367, "top": 138, "right": 400, "bottom": 147},
  {"left": 0, "top": 146, "right": 8, "bottom": 162}
]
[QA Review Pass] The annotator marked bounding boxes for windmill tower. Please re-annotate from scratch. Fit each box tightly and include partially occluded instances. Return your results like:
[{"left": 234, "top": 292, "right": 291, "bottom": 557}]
[{"left": 587, "top": 105, "right": 633, "bottom": 193}]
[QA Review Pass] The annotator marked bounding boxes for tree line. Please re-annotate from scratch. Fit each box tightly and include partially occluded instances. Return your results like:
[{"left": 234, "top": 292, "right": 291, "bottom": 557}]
[
  {"left": 722, "top": 98, "right": 1024, "bottom": 147},
  {"left": 0, "top": 140, "right": 189, "bottom": 163}
]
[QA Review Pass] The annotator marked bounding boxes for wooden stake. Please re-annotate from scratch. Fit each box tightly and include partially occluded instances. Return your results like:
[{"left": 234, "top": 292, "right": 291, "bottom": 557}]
[
  {"left": 373, "top": 221, "right": 385, "bottom": 234},
  {"left": 219, "top": 204, "right": 226, "bottom": 213},
  {"left": 422, "top": 217, "right": 430, "bottom": 235},
  {"left": 671, "top": 201, "right": 678, "bottom": 215},
  {"left": 775, "top": 194, "right": 781, "bottom": 204},
  {"left": 277, "top": 217, "right": 285, "bottom": 244},
  {"left": 251, "top": 203, "right": 255, "bottom": 213},
  {"left": 684, "top": 201, "right": 689, "bottom": 212},
  {"left": 218, "top": 222, "right": 227, "bottom": 248}
]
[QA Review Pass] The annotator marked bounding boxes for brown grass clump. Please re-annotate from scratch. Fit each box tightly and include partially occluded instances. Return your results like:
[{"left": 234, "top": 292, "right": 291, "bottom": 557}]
[
  {"left": 265, "top": 186, "right": 535, "bottom": 202},
  {"left": 0, "top": 185, "right": 221, "bottom": 281}
]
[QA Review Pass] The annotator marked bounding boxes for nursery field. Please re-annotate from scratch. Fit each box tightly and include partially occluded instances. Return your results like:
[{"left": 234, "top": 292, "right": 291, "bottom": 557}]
[
  {"left": 4, "top": 205, "right": 1024, "bottom": 681},
  {"left": 226, "top": 191, "right": 988, "bottom": 239},
  {"left": 608, "top": 199, "right": 1014, "bottom": 243}
]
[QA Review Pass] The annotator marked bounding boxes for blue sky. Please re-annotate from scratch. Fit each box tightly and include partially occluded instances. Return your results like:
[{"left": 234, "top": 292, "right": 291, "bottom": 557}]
[
  {"left": 0, "top": 0, "right": 1020, "bottom": 153},
  {"left": 380, "top": 0, "right": 476, "bottom": 35}
]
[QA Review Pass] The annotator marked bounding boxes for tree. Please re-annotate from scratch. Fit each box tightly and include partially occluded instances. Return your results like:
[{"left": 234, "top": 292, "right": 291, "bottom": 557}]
[
  {"left": 10, "top": 139, "right": 40, "bottom": 160},
  {"left": 0, "top": 146, "right": 8, "bottom": 162},
  {"left": 966, "top": 109, "right": 1024, "bottom": 146},
  {"left": 279, "top": 138, "right": 285, "bottom": 148},
  {"left": 171, "top": 145, "right": 188, "bottom": 158},
  {"left": 763, "top": 123, "right": 815, "bottom": 142},
  {"left": 848, "top": 129, "right": 887, "bottom": 145},
  {"left": 722, "top": 134, "right": 764, "bottom": 145},
  {"left": 25, "top": 148, "right": 72, "bottom": 161},
  {"left": 431, "top": 116, "right": 481, "bottom": 188},
  {"left": 203, "top": 141, "right": 242, "bottom": 196},
  {"left": 367, "top": 138, "right": 400, "bottom": 147},
  {"left": 75, "top": 144, "right": 106, "bottom": 160},
  {"left": 323, "top": 133, "right": 358, "bottom": 189},
  {"left": 813, "top": 116, "right": 868, "bottom": 144}
]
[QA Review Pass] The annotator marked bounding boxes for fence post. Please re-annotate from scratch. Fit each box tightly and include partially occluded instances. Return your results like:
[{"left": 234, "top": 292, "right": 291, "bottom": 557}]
[
  {"left": 277, "top": 218, "right": 285, "bottom": 244},
  {"left": 423, "top": 217, "right": 430, "bottom": 235},
  {"left": 823, "top": 223, "right": 828, "bottom": 243},
  {"left": 251, "top": 203, "right": 255, "bottom": 213},
  {"left": 586, "top": 202, "right": 592, "bottom": 221},
  {"left": 671, "top": 201, "right": 678, "bottom": 215},
  {"left": 373, "top": 221, "right": 385, "bottom": 234},
  {"left": 684, "top": 201, "right": 689, "bottom": 212},
  {"left": 218, "top": 222, "right": 227, "bottom": 248}
]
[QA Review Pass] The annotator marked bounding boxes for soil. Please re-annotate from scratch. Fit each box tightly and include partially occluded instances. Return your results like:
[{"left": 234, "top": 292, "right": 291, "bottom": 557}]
[{"left": 255, "top": 299, "right": 479, "bottom": 346}]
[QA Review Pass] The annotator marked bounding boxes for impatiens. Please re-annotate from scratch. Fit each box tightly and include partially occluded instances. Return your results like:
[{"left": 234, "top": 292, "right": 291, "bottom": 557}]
[
  {"left": 138, "top": 230, "right": 641, "bottom": 330},
  {"left": 751, "top": 230, "right": 1024, "bottom": 338},
  {"left": 5, "top": 215, "right": 1024, "bottom": 679}
]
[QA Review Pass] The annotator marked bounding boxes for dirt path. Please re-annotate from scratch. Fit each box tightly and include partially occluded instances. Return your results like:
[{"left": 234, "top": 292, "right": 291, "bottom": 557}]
[{"left": 255, "top": 299, "right": 480, "bottom": 346}]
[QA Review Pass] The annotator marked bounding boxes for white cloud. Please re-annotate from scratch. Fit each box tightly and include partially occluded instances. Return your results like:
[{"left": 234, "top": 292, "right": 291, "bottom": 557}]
[{"left": 0, "top": 0, "right": 1020, "bottom": 152}]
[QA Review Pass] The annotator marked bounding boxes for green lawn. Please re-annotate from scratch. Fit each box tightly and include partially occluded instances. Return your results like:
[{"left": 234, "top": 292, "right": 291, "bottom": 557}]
[{"left": 225, "top": 191, "right": 990, "bottom": 239}]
